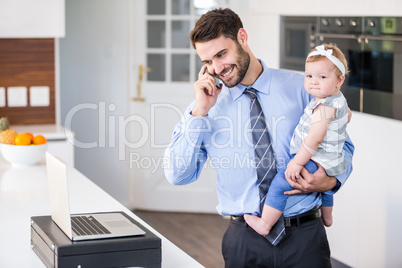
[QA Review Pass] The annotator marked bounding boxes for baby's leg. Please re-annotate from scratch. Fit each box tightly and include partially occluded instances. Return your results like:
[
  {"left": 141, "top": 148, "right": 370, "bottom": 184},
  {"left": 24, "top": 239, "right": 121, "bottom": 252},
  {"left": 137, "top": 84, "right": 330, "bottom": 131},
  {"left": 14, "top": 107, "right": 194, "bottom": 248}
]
[
  {"left": 321, "top": 206, "right": 333, "bottom": 227},
  {"left": 244, "top": 204, "right": 283, "bottom": 236},
  {"left": 244, "top": 214, "right": 270, "bottom": 236},
  {"left": 321, "top": 191, "right": 334, "bottom": 227},
  {"left": 304, "top": 160, "right": 334, "bottom": 227}
]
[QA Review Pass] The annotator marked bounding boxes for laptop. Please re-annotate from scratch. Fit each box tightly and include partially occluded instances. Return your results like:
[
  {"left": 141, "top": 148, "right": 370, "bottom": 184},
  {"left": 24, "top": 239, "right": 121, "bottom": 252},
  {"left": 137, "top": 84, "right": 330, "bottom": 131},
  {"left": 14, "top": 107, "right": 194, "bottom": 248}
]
[{"left": 45, "top": 152, "right": 146, "bottom": 241}]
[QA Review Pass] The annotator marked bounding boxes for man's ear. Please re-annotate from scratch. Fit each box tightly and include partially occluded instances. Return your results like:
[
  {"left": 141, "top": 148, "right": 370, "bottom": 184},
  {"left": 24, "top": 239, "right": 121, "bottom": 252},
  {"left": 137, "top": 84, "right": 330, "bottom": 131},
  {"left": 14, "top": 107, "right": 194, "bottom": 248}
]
[{"left": 237, "top": 28, "right": 248, "bottom": 46}]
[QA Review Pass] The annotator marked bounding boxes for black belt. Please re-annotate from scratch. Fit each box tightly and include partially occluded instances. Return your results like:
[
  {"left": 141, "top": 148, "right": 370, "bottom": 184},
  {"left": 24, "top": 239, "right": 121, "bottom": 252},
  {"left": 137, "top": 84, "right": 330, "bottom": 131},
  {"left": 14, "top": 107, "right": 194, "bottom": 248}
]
[{"left": 231, "top": 205, "right": 321, "bottom": 227}]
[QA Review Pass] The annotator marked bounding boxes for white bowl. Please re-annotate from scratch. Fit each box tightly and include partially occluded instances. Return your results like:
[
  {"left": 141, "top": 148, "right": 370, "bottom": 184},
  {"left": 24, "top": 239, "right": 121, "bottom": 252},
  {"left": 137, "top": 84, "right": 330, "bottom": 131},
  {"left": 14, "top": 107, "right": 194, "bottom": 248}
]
[{"left": 0, "top": 143, "right": 48, "bottom": 166}]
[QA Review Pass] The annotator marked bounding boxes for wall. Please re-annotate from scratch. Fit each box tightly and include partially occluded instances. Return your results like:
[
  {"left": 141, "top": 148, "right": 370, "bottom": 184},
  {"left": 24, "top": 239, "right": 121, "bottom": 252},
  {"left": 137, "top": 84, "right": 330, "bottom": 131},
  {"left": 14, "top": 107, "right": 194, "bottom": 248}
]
[
  {"left": 59, "top": 0, "right": 129, "bottom": 206},
  {"left": 231, "top": 0, "right": 402, "bottom": 267},
  {"left": 0, "top": 39, "right": 56, "bottom": 125},
  {"left": 0, "top": 0, "right": 65, "bottom": 38}
]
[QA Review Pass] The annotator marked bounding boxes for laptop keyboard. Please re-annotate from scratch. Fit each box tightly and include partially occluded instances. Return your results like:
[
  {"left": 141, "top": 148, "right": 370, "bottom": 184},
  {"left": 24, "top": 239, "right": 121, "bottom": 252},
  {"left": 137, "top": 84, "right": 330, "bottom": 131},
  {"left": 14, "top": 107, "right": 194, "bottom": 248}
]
[{"left": 71, "top": 215, "right": 111, "bottom": 236}]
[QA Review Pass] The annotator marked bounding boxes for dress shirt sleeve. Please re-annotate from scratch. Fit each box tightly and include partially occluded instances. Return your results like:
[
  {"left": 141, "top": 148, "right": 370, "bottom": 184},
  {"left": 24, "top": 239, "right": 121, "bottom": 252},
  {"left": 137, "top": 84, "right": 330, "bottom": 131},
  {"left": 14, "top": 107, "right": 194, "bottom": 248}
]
[
  {"left": 164, "top": 109, "right": 211, "bottom": 185},
  {"left": 327, "top": 134, "right": 355, "bottom": 194}
]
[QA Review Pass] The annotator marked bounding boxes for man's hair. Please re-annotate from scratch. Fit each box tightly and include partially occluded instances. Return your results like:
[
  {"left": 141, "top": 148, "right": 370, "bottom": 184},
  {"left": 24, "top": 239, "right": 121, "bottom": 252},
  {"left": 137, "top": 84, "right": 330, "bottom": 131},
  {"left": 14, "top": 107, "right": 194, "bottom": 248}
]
[
  {"left": 306, "top": 43, "right": 349, "bottom": 77},
  {"left": 190, "top": 8, "right": 243, "bottom": 49}
]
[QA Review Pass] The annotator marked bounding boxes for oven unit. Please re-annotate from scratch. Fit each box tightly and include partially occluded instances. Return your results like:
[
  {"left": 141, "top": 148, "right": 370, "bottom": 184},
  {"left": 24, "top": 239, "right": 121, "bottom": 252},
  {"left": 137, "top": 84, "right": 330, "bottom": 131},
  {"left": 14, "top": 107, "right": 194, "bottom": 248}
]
[
  {"left": 281, "top": 16, "right": 402, "bottom": 121},
  {"left": 280, "top": 16, "right": 317, "bottom": 72}
]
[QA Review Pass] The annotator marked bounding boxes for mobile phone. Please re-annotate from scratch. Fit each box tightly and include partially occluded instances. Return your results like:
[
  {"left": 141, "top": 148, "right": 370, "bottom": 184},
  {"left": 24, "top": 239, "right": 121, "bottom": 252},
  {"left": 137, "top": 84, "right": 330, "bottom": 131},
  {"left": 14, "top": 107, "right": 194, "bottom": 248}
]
[{"left": 205, "top": 69, "right": 222, "bottom": 89}]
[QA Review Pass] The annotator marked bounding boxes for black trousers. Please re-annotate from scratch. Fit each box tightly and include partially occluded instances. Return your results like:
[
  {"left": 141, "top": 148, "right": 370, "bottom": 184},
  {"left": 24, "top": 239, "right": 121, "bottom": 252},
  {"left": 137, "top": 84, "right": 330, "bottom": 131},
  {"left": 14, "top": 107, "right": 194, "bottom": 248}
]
[{"left": 222, "top": 217, "right": 331, "bottom": 268}]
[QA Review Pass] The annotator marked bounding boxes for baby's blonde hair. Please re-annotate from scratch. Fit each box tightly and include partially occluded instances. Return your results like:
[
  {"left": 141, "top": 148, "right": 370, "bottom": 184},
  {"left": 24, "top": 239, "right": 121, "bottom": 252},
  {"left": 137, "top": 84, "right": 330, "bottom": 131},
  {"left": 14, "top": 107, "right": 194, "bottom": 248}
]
[{"left": 306, "top": 43, "right": 349, "bottom": 77}]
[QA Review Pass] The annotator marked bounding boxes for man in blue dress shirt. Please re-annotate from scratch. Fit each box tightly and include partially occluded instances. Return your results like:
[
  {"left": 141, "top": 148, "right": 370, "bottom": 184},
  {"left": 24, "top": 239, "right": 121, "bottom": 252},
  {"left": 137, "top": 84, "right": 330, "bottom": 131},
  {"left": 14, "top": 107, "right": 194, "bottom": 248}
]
[{"left": 164, "top": 8, "right": 354, "bottom": 267}]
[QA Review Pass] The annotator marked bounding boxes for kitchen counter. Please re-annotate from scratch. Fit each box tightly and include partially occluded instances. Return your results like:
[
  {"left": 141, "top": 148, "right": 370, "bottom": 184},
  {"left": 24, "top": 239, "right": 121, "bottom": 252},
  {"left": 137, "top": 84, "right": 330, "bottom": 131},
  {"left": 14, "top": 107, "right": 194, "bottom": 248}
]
[{"left": 0, "top": 160, "right": 203, "bottom": 267}]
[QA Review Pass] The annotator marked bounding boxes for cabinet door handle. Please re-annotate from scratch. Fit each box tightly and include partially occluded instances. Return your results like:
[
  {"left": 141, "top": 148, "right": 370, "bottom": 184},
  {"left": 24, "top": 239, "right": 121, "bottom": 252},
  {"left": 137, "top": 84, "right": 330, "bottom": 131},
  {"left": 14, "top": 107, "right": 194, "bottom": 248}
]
[{"left": 133, "top": 64, "right": 152, "bottom": 102}]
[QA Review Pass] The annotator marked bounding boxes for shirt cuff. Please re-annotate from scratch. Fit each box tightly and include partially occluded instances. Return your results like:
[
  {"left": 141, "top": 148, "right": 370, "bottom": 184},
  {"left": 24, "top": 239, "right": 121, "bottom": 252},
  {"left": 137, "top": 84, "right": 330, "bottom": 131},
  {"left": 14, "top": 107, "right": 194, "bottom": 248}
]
[
  {"left": 332, "top": 180, "right": 341, "bottom": 192},
  {"left": 326, "top": 179, "right": 341, "bottom": 195},
  {"left": 189, "top": 110, "right": 208, "bottom": 117}
]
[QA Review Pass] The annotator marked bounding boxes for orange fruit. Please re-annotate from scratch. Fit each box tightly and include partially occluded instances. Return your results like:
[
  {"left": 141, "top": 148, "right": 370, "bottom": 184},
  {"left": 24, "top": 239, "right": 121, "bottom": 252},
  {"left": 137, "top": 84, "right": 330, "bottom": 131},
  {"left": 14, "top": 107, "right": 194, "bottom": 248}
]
[
  {"left": 33, "top": 135, "right": 47, "bottom": 145},
  {"left": 24, "top": 132, "right": 34, "bottom": 140},
  {"left": 14, "top": 133, "right": 33, "bottom": 145}
]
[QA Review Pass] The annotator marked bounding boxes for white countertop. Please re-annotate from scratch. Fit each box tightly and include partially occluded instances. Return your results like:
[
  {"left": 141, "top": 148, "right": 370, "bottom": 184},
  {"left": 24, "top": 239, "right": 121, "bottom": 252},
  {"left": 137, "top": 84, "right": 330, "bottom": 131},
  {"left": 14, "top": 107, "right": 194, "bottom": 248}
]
[
  {"left": 0, "top": 160, "right": 203, "bottom": 267},
  {"left": 11, "top": 124, "right": 69, "bottom": 140}
]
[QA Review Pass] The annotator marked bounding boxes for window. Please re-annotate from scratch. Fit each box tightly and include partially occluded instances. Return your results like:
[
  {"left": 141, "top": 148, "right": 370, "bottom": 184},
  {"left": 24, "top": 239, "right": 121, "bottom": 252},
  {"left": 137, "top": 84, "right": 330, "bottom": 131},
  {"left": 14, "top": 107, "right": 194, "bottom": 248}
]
[{"left": 145, "top": 0, "right": 222, "bottom": 82}]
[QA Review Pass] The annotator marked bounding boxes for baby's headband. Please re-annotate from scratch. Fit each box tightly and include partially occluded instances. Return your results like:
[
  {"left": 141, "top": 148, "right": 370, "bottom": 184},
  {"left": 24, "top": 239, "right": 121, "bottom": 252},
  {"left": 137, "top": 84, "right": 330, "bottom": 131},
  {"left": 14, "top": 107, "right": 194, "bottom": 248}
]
[{"left": 307, "top": 45, "right": 346, "bottom": 75}]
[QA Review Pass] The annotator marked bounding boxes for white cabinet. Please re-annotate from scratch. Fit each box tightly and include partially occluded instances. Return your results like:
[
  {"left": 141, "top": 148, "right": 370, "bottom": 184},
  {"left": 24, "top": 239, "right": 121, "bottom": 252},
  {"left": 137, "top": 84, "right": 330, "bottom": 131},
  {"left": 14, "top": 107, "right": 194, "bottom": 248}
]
[
  {"left": 0, "top": 0, "right": 65, "bottom": 38},
  {"left": 326, "top": 112, "right": 402, "bottom": 268}
]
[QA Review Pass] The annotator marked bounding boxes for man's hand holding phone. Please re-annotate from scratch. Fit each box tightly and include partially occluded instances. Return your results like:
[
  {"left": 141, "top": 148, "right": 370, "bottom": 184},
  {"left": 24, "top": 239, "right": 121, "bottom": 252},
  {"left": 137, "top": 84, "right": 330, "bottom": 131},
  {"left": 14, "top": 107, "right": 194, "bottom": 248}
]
[{"left": 191, "top": 65, "right": 222, "bottom": 118}]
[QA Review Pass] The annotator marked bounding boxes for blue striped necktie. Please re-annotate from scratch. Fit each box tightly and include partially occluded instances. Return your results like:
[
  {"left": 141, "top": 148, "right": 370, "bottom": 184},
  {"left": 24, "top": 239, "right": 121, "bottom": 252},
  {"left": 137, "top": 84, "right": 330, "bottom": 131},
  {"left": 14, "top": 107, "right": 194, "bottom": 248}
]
[{"left": 244, "top": 87, "right": 286, "bottom": 246}]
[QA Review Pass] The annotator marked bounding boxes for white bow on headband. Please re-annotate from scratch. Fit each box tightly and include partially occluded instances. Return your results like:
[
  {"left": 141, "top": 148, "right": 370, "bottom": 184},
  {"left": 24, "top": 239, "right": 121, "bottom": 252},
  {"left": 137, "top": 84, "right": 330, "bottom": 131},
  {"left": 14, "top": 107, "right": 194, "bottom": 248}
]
[{"left": 307, "top": 45, "right": 346, "bottom": 75}]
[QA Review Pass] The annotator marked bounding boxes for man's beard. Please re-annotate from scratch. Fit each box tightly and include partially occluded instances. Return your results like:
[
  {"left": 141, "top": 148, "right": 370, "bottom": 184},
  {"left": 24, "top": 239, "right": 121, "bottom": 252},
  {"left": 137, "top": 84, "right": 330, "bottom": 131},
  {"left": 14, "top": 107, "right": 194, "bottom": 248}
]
[{"left": 220, "top": 43, "right": 250, "bottom": 88}]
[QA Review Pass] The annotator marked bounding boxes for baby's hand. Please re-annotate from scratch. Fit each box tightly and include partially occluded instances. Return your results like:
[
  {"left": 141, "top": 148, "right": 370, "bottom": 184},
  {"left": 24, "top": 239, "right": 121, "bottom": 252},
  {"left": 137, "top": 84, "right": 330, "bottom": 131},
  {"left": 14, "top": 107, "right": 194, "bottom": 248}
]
[{"left": 285, "top": 159, "right": 303, "bottom": 181}]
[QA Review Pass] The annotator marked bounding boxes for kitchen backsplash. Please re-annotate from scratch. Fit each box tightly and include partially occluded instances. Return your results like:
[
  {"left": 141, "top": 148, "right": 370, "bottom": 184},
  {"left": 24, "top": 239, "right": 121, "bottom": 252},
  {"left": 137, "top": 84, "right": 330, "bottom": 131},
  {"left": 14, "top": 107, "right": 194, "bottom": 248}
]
[{"left": 0, "top": 38, "right": 55, "bottom": 125}]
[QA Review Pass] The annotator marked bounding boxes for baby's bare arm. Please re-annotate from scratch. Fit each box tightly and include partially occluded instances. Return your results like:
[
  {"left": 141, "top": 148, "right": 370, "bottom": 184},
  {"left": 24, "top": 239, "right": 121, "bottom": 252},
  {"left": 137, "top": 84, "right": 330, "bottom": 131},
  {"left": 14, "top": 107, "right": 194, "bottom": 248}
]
[{"left": 293, "top": 104, "right": 335, "bottom": 166}]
